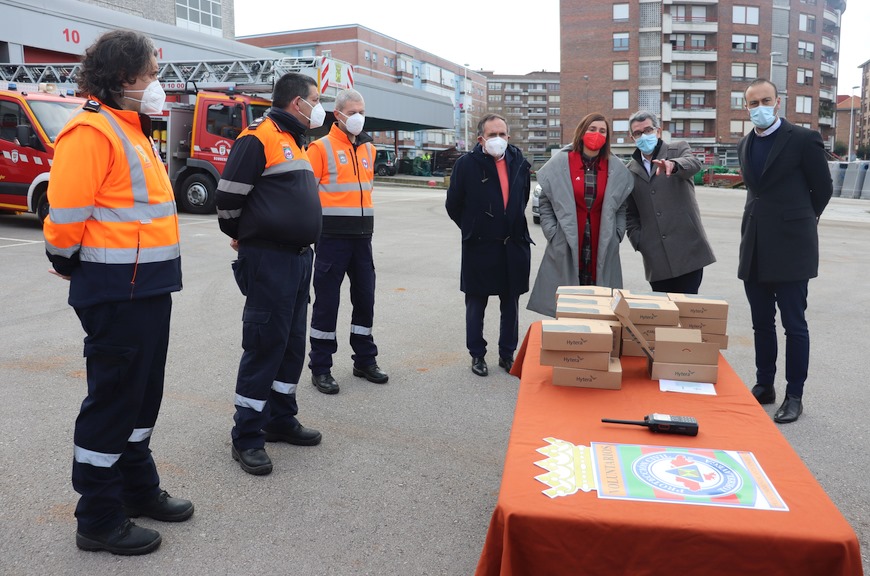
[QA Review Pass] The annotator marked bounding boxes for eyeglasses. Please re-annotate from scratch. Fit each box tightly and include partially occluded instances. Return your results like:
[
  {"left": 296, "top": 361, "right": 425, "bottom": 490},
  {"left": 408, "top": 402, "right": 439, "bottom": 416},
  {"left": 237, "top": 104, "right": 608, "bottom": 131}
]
[{"left": 631, "top": 126, "right": 657, "bottom": 138}]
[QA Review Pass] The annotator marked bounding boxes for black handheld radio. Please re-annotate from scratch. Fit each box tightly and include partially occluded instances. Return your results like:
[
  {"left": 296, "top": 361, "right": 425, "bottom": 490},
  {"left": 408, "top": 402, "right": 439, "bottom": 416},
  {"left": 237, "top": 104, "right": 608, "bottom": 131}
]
[{"left": 601, "top": 413, "right": 699, "bottom": 436}]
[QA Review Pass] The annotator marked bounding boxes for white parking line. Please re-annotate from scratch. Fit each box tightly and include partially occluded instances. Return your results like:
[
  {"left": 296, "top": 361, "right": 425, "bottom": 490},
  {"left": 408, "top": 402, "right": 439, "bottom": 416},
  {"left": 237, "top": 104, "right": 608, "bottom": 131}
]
[{"left": 0, "top": 237, "right": 42, "bottom": 248}]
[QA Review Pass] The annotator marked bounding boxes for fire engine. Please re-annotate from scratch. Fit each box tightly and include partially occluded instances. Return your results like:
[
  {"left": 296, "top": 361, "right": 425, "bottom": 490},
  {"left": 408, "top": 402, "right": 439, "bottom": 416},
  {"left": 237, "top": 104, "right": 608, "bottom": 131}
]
[{"left": 0, "top": 55, "right": 353, "bottom": 219}]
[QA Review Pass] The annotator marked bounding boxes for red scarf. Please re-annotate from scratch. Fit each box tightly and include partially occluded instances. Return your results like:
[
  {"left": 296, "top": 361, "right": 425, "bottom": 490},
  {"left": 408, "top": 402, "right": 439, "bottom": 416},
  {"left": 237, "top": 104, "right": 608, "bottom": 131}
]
[{"left": 567, "top": 151, "right": 609, "bottom": 282}]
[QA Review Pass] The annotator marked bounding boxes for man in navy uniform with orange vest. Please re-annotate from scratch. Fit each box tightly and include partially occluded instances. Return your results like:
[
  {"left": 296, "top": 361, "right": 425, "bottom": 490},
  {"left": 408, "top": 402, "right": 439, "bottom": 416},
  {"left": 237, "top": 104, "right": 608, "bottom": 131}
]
[
  {"left": 307, "top": 88, "right": 388, "bottom": 394},
  {"left": 44, "top": 30, "right": 192, "bottom": 556},
  {"left": 216, "top": 72, "right": 324, "bottom": 475}
]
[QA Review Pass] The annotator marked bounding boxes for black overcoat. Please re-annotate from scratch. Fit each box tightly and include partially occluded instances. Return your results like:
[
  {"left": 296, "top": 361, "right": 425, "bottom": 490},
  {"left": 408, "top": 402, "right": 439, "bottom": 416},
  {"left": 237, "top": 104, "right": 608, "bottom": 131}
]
[
  {"left": 445, "top": 143, "right": 533, "bottom": 295},
  {"left": 736, "top": 119, "right": 833, "bottom": 283}
]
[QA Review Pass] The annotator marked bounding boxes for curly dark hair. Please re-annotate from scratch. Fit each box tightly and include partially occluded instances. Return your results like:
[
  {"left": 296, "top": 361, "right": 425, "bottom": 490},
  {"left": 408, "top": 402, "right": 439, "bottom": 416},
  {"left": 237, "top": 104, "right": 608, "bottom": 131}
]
[{"left": 77, "top": 30, "right": 157, "bottom": 102}]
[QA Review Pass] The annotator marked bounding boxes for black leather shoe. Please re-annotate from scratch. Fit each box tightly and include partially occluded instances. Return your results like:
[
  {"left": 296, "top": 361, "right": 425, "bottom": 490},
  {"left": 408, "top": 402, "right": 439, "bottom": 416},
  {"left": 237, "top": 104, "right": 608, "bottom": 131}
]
[
  {"left": 312, "top": 372, "right": 340, "bottom": 394},
  {"left": 498, "top": 356, "right": 514, "bottom": 373},
  {"left": 471, "top": 357, "right": 488, "bottom": 377},
  {"left": 264, "top": 423, "right": 322, "bottom": 446},
  {"left": 124, "top": 490, "right": 194, "bottom": 522},
  {"left": 231, "top": 444, "right": 273, "bottom": 475},
  {"left": 353, "top": 363, "right": 389, "bottom": 384},
  {"left": 774, "top": 395, "right": 803, "bottom": 424},
  {"left": 76, "top": 519, "right": 161, "bottom": 555},
  {"left": 752, "top": 384, "right": 776, "bottom": 405}
]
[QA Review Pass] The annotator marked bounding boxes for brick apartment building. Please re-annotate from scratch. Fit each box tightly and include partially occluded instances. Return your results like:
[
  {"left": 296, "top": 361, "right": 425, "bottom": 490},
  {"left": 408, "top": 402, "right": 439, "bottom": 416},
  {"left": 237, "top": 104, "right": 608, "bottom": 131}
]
[
  {"left": 859, "top": 58, "right": 870, "bottom": 156},
  {"left": 560, "top": 0, "right": 847, "bottom": 165},
  {"left": 482, "top": 71, "right": 562, "bottom": 168},
  {"left": 238, "top": 24, "right": 487, "bottom": 156},
  {"left": 834, "top": 94, "right": 859, "bottom": 158}
]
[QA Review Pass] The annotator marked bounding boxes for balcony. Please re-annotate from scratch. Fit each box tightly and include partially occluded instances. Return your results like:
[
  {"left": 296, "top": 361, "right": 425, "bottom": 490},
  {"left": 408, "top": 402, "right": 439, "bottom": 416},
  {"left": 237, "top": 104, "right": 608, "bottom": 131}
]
[
  {"left": 819, "top": 115, "right": 834, "bottom": 127},
  {"left": 671, "top": 131, "right": 717, "bottom": 145},
  {"left": 670, "top": 45, "right": 718, "bottom": 62},
  {"left": 821, "top": 60, "right": 838, "bottom": 77},
  {"left": 822, "top": 34, "right": 839, "bottom": 52},
  {"left": 671, "top": 75, "right": 718, "bottom": 91},
  {"left": 823, "top": 9, "right": 840, "bottom": 27},
  {"left": 670, "top": 15, "right": 718, "bottom": 34},
  {"left": 665, "top": 0, "right": 719, "bottom": 4},
  {"left": 670, "top": 105, "right": 717, "bottom": 119},
  {"left": 819, "top": 87, "right": 835, "bottom": 101}
]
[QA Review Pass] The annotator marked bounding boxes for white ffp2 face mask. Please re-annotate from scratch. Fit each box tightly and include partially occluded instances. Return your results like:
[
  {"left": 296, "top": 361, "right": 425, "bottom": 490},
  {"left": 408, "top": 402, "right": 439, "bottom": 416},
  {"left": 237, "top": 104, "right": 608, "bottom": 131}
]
[
  {"left": 300, "top": 98, "right": 326, "bottom": 129},
  {"left": 124, "top": 80, "right": 166, "bottom": 115},
  {"left": 484, "top": 136, "right": 508, "bottom": 158},
  {"left": 340, "top": 112, "right": 365, "bottom": 136}
]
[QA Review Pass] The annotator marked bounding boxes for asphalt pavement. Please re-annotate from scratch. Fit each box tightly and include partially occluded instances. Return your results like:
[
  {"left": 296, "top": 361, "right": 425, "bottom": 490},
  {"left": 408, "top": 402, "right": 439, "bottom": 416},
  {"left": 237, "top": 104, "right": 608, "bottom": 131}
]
[{"left": 0, "top": 185, "right": 868, "bottom": 575}]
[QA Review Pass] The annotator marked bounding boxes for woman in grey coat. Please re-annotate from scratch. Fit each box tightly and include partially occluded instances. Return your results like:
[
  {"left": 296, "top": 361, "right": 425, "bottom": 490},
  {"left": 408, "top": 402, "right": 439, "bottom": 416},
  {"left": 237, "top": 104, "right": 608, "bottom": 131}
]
[{"left": 527, "top": 113, "right": 634, "bottom": 317}]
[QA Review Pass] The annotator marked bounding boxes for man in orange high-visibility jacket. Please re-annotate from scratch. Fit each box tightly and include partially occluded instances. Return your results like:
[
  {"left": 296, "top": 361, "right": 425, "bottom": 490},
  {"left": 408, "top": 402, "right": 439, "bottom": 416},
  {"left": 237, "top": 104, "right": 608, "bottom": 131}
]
[
  {"left": 307, "top": 88, "right": 389, "bottom": 395},
  {"left": 43, "top": 30, "right": 192, "bottom": 557}
]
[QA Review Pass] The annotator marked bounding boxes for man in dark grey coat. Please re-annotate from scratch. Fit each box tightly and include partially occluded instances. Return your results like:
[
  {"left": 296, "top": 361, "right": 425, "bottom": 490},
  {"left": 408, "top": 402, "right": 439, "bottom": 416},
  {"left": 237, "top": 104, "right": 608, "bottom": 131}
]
[
  {"left": 626, "top": 111, "right": 716, "bottom": 294},
  {"left": 737, "top": 79, "right": 833, "bottom": 424},
  {"left": 446, "top": 113, "right": 532, "bottom": 377}
]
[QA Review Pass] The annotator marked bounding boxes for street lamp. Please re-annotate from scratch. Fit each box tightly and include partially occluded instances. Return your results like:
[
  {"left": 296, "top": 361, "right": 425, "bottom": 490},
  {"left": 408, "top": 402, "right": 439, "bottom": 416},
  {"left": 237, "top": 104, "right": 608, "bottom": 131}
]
[
  {"left": 848, "top": 85, "right": 860, "bottom": 162},
  {"left": 463, "top": 63, "right": 469, "bottom": 151},
  {"left": 769, "top": 51, "right": 781, "bottom": 80},
  {"left": 583, "top": 75, "right": 590, "bottom": 116}
]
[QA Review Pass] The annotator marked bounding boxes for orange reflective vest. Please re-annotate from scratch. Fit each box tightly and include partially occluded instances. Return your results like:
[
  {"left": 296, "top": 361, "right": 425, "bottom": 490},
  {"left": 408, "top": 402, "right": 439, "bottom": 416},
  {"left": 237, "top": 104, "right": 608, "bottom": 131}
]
[
  {"left": 307, "top": 124, "right": 374, "bottom": 236},
  {"left": 44, "top": 98, "right": 181, "bottom": 307}
]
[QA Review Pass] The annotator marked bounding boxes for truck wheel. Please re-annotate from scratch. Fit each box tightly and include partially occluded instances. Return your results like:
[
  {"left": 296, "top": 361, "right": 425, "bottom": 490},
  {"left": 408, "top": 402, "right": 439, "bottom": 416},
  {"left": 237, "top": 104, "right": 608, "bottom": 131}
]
[
  {"left": 179, "top": 173, "right": 217, "bottom": 214},
  {"left": 377, "top": 165, "right": 388, "bottom": 176},
  {"left": 35, "top": 190, "right": 50, "bottom": 223}
]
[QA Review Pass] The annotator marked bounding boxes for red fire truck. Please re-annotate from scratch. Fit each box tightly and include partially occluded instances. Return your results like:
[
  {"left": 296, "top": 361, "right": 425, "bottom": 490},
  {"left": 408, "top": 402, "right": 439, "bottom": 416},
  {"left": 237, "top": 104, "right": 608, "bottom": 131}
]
[{"left": 0, "top": 56, "right": 353, "bottom": 219}]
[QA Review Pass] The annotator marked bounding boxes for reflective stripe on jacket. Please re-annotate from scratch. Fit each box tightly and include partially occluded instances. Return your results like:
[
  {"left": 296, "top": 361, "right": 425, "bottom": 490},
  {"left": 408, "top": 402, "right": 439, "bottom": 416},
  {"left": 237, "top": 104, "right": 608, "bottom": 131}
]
[
  {"left": 307, "top": 124, "right": 374, "bottom": 237},
  {"left": 44, "top": 98, "right": 182, "bottom": 307}
]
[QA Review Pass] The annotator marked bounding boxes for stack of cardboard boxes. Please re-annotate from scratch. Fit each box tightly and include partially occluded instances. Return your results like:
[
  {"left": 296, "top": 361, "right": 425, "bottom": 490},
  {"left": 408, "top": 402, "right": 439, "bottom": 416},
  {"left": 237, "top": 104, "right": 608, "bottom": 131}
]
[
  {"left": 540, "top": 316, "right": 622, "bottom": 390},
  {"left": 668, "top": 293, "right": 729, "bottom": 350},
  {"left": 617, "top": 291, "right": 681, "bottom": 358}
]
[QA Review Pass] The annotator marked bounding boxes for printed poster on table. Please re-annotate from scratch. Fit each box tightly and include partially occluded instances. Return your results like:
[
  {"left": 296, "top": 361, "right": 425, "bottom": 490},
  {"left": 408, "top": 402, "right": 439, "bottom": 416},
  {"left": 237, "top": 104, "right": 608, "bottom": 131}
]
[{"left": 534, "top": 438, "right": 788, "bottom": 511}]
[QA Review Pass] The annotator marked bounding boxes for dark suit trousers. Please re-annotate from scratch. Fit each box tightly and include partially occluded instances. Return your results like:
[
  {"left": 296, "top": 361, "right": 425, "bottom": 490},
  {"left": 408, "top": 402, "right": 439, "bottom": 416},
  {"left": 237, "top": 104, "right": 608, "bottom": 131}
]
[
  {"left": 650, "top": 268, "right": 704, "bottom": 294},
  {"left": 743, "top": 279, "right": 809, "bottom": 398},
  {"left": 465, "top": 293, "right": 519, "bottom": 360}
]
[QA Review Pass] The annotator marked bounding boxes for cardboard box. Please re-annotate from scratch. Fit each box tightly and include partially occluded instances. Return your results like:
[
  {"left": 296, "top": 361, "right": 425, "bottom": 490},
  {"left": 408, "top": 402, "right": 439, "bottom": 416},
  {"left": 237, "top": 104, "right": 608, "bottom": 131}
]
[
  {"left": 624, "top": 299, "right": 680, "bottom": 326},
  {"left": 599, "top": 319, "right": 623, "bottom": 358},
  {"left": 552, "top": 357, "right": 622, "bottom": 389},
  {"left": 539, "top": 348, "right": 612, "bottom": 370},
  {"left": 678, "top": 316, "right": 728, "bottom": 335},
  {"left": 653, "top": 327, "right": 720, "bottom": 365},
  {"left": 621, "top": 324, "right": 658, "bottom": 341},
  {"left": 701, "top": 332, "right": 729, "bottom": 350},
  {"left": 556, "top": 285, "right": 613, "bottom": 297},
  {"left": 668, "top": 293, "right": 729, "bottom": 320},
  {"left": 650, "top": 361, "right": 719, "bottom": 383},
  {"left": 556, "top": 302, "right": 619, "bottom": 322},
  {"left": 541, "top": 319, "right": 614, "bottom": 352},
  {"left": 556, "top": 294, "right": 613, "bottom": 307},
  {"left": 618, "top": 289, "right": 670, "bottom": 301},
  {"left": 622, "top": 337, "right": 653, "bottom": 357}
]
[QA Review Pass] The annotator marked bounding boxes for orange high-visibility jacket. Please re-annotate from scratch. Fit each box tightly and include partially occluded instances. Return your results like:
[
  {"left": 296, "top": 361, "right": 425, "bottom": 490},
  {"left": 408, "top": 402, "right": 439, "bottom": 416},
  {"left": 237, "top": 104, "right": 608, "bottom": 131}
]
[
  {"left": 44, "top": 98, "right": 181, "bottom": 307},
  {"left": 307, "top": 124, "right": 375, "bottom": 237}
]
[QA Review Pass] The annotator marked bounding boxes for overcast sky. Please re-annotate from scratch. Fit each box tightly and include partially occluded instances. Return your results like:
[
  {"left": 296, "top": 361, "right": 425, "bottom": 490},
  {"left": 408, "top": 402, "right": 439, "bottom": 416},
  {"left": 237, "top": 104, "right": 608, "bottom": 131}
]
[{"left": 235, "top": 1, "right": 867, "bottom": 95}]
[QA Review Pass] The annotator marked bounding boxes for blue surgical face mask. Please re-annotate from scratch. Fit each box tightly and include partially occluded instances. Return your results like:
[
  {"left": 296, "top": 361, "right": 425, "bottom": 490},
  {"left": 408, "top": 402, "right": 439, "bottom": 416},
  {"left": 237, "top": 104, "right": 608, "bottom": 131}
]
[
  {"left": 749, "top": 105, "right": 777, "bottom": 129},
  {"left": 636, "top": 133, "right": 658, "bottom": 155}
]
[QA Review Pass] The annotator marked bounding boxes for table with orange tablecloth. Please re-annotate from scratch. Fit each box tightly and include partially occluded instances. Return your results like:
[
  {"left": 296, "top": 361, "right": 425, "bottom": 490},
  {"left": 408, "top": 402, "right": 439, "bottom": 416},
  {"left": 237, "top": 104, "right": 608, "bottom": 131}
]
[{"left": 475, "top": 322, "right": 863, "bottom": 576}]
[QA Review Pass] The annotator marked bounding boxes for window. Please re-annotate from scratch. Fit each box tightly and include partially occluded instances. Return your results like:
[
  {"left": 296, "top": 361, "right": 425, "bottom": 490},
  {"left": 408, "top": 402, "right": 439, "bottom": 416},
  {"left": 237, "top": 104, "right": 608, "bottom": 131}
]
[
  {"left": 671, "top": 34, "right": 686, "bottom": 50},
  {"left": 613, "top": 32, "right": 629, "bottom": 51},
  {"left": 689, "top": 120, "right": 705, "bottom": 134},
  {"left": 0, "top": 101, "right": 26, "bottom": 143},
  {"left": 731, "top": 62, "right": 758, "bottom": 80},
  {"left": 372, "top": 52, "right": 378, "bottom": 66},
  {"left": 797, "top": 68, "right": 814, "bottom": 85},
  {"left": 798, "top": 41, "right": 815, "bottom": 59},
  {"left": 690, "top": 35, "right": 706, "bottom": 49},
  {"left": 613, "top": 90, "right": 629, "bottom": 109},
  {"left": 384, "top": 56, "right": 389, "bottom": 66},
  {"left": 548, "top": 118, "right": 561, "bottom": 126},
  {"left": 549, "top": 107, "right": 560, "bottom": 115},
  {"left": 547, "top": 83, "right": 560, "bottom": 91},
  {"left": 671, "top": 93, "right": 686, "bottom": 107},
  {"left": 732, "top": 5, "right": 760, "bottom": 25},
  {"left": 549, "top": 95, "right": 561, "bottom": 103},
  {"left": 176, "top": 0, "right": 223, "bottom": 36},
  {"left": 205, "top": 102, "right": 243, "bottom": 139},
  {"left": 799, "top": 14, "right": 816, "bottom": 33},
  {"left": 613, "top": 61, "right": 629, "bottom": 80},
  {"left": 549, "top": 131, "right": 561, "bottom": 139},
  {"left": 613, "top": 3, "right": 629, "bottom": 20},
  {"left": 731, "top": 91, "right": 745, "bottom": 109},
  {"left": 488, "top": 82, "right": 502, "bottom": 90},
  {"left": 613, "top": 120, "right": 629, "bottom": 134},
  {"left": 689, "top": 93, "right": 705, "bottom": 107},
  {"left": 364, "top": 50, "right": 370, "bottom": 61},
  {"left": 488, "top": 95, "right": 502, "bottom": 102},
  {"left": 732, "top": 34, "right": 759, "bottom": 53},
  {"left": 730, "top": 120, "right": 753, "bottom": 135},
  {"left": 796, "top": 95, "right": 812, "bottom": 114}
]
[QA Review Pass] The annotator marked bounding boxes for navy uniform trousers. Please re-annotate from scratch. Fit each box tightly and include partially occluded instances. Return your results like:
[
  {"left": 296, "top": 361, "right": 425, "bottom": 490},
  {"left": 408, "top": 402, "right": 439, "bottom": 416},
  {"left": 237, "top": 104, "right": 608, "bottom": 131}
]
[
  {"left": 308, "top": 237, "right": 378, "bottom": 374},
  {"left": 232, "top": 244, "right": 312, "bottom": 450},
  {"left": 72, "top": 294, "right": 171, "bottom": 534}
]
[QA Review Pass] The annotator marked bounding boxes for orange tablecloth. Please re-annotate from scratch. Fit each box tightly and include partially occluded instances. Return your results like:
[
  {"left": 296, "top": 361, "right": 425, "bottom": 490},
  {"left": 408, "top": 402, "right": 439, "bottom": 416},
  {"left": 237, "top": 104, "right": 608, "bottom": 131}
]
[{"left": 476, "top": 322, "right": 863, "bottom": 576}]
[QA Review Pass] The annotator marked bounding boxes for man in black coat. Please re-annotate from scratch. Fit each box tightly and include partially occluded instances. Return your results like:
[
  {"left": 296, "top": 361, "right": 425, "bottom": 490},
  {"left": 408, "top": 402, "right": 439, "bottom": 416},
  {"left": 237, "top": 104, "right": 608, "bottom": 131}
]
[
  {"left": 446, "top": 113, "right": 533, "bottom": 376},
  {"left": 737, "top": 79, "right": 833, "bottom": 424}
]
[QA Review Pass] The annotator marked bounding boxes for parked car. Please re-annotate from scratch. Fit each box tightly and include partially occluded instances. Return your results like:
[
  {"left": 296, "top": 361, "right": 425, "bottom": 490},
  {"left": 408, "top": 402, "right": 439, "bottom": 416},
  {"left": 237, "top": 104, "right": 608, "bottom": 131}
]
[
  {"left": 375, "top": 149, "right": 397, "bottom": 176},
  {"left": 532, "top": 183, "right": 541, "bottom": 224}
]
